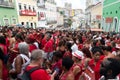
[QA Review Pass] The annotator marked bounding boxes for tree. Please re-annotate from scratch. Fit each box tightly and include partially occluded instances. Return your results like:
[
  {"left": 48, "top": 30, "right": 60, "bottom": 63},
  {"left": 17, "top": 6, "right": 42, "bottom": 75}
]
[{"left": 67, "top": 18, "right": 72, "bottom": 27}]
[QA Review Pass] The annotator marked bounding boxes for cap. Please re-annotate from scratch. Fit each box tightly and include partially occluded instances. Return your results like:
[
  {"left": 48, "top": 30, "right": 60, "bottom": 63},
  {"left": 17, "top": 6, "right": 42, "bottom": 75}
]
[{"left": 72, "top": 50, "right": 84, "bottom": 59}]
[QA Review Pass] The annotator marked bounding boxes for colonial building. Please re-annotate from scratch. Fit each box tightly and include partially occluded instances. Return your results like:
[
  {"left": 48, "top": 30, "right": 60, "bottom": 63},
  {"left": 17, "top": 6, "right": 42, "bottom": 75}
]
[
  {"left": 37, "top": 0, "right": 47, "bottom": 27},
  {"left": 0, "top": 0, "right": 18, "bottom": 26},
  {"left": 102, "top": 0, "right": 120, "bottom": 32},
  {"left": 85, "top": 0, "right": 102, "bottom": 28},
  {"left": 16, "top": 0, "right": 37, "bottom": 28},
  {"left": 45, "top": 0, "right": 57, "bottom": 28}
]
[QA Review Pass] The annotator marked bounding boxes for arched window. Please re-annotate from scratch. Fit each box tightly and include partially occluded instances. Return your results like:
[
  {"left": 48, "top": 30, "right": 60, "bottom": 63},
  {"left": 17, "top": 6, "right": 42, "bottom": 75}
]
[{"left": 114, "top": 18, "right": 118, "bottom": 31}]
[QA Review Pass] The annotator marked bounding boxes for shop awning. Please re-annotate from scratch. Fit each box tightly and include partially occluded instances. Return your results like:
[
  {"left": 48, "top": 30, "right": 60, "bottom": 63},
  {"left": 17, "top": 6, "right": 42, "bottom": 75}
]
[{"left": 90, "top": 28, "right": 104, "bottom": 31}]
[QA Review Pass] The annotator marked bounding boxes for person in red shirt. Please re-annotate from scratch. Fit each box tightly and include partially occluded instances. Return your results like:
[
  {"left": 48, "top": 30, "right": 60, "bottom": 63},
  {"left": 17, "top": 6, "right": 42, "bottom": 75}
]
[
  {"left": 63, "top": 42, "right": 72, "bottom": 58},
  {"left": 88, "top": 47, "right": 104, "bottom": 80},
  {"left": 51, "top": 51, "right": 63, "bottom": 80},
  {"left": 9, "top": 33, "right": 24, "bottom": 63},
  {"left": 100, "top": 58, "right": 120, "bottom": 80},
  {"left": 26, "top": 49, "right": 56, "bottom": 80},
  {"left": 0, "top": 48, "right": 9, "bottom": 80},
  {"left": 60, "top": 57, "right": 74, "bottom": 80},
  {"left": 71, "top": 50, "right": 84, "bottom": 80},
  {"left": 43, "top": 33, "right": 54, "bottom": 61},
  {"left": 25, "top": 34, "right": 37, "bottom": 53}
]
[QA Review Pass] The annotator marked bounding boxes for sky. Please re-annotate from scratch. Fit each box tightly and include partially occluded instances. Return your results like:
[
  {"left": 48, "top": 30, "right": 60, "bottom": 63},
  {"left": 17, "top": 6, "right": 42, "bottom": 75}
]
[{"left": 55, "top": 0, "right": 86, "bottom": 10}]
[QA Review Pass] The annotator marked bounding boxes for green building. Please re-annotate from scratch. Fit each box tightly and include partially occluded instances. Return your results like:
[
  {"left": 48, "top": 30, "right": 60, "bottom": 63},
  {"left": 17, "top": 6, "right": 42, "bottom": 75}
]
[
  {"left": 0, "top": 0, "right": 18, "bottom": 26},
  {"left": 102, "top": 0, "right": 120, "bottom": 32}
]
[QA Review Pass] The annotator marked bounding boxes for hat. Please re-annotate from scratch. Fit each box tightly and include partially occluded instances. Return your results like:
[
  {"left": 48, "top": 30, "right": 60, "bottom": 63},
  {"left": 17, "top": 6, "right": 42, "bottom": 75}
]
[{"left": 72, "top": 50, "right": 84, "bottom": 59}]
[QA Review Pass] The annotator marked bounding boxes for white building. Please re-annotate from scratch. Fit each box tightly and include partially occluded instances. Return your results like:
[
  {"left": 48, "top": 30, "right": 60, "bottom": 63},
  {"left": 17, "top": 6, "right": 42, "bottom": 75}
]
[
  {"left": 37, "top": 0, "right": 57, "bottom": 28},
  {"left": 45, "top": 0, "right": 57, "bottom": 28},
  {"left": 37, "top": 0, "right": 47, "bottom": 27},
  {"left": 57, "top": 12, "right": 64, "bottom": 26}
]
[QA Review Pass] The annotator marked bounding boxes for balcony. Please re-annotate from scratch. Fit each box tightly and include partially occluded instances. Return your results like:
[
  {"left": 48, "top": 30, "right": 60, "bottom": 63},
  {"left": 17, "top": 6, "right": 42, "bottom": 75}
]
[
  {"left": 0, "top": 1, "right": 14, "bottom": 8},
  {"left": 19, "top": 9, "right": 37, "bottom": 16}
]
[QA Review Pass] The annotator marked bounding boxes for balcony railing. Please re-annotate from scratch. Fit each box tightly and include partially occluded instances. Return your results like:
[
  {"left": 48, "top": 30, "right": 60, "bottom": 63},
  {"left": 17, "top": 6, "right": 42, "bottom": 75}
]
[
  {"left": 0, "top": 1, "right": 14, "bottom": 8},
  {"left": 19, "top": 9, "right": 37, "bottom": 16}
]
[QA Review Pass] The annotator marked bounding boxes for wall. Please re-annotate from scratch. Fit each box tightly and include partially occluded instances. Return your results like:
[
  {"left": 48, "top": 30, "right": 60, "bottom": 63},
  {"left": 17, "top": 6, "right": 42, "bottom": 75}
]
[
  {"left": 16, "top": 0, "right": 37, "bottom": 28},
  {"left": 0, "top": 0, "right": 18, "bottom": 26},
  {"left": 102, "top": 0, "right": 120, "bottom": 32}
]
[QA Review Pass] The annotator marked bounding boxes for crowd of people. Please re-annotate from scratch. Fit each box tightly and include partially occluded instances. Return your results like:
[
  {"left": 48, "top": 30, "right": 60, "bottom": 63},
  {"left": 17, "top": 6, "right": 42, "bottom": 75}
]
[{"left": 0, "top": 26, "right": 120, "bottom": 80}]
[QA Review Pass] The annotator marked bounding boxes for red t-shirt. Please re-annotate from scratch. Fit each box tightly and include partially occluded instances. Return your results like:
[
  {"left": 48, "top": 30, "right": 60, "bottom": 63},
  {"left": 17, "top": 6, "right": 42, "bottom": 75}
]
[
  {"left": 2, "top": 61, "right": 9, "bottom": 80},
  {"left": 29, "top": 44, "right": 37, "bottom": 53},
  {"left": 44, "top": 39, "right": 54, "bottom": 53},
  {"left": 63, "top": 51, "right": 72, "bottom": 59},
  {"left": 78, "top": 44, "right": 83, "bottom": 50},
  {"left": 88, "top": 59, "right": 102, "bottom": 80},
  {"left": 41, "top": 38, "right": 47, "bottom": 49},
  {"left": 71, "top": 64, "right": 82, "bottom": 80},
  {"left": 26, "top": 66, "right": 51, "bottom": 80}
]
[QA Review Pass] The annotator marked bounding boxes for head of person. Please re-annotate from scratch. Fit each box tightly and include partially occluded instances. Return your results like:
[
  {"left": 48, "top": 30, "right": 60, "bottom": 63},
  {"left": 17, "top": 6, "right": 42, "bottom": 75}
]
[
  {"left": 58, "top": 40, "right": 65, "bottom": 51},
  {"left": 81, "top": 48, "right": 92, "bottom": 58},
  {"left": 72, "top": 50, "right": 84, "bottom": 62},
  {"left": 62, "top": 57, "right": 74, "bottom": 71},
  {"left": 25, "top": 34, "right": 35, "bottom": 44},
  {"left": 53, "top": 51, "right": 62, "bottom": 62},
  {"left": 45, "top": 33, "right": 51, "bottom": 41},
  {"left": 100, "top": 58, "right": 120, "bottom": 79},
  {"left": 101, "top": 46, "right": 112, "bottom": 55},
  {"left": 30, "top": 49, "right": 44, "bottom": 67},
  {"left": 15, "top": 33, "right": 24, "bottom": 42},
  {"left": 91, "top": 47, "right": 103, "bottom": 62},
  {"left": 18, "top": 42, "right": 29, "bottom": 55},
  {"left": 65, "top": 42, "right": 72, "bottom": 52}
]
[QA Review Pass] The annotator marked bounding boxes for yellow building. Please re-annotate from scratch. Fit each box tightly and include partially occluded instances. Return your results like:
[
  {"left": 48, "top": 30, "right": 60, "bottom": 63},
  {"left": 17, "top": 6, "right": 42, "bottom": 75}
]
[
  {"left": 91, "top": 2, "right": 102, "bottom": 28},
  {"left": 16, "top": 0, "right": 37, "bottom": 28}
]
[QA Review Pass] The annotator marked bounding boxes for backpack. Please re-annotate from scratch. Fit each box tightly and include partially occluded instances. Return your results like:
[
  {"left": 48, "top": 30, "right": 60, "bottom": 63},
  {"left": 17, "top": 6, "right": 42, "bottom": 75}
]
[{"left": 18, "top": 66, "right": 40, "bottom": 80}]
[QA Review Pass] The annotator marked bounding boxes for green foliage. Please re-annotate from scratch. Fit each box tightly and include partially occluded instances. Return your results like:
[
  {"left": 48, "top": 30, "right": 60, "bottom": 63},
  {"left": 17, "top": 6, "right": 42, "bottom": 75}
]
[{"left": 67, "top": 18, "right": 72, "bottom": 27}]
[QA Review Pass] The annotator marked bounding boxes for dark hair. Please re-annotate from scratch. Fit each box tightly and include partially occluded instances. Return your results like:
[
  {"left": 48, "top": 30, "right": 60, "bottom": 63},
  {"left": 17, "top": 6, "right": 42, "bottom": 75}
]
[
  {"left": 100, "top": 38, "right": 105, "bottom": 45},
  {"left": 92, "top": 40, "right": 98, "bottom": 47},
  {"left": 82, "top": 48, "right": 92, "bottom": 58},
  {"left": 53, "top": 51, "right": 62, "bottom": 59},
  {"left": 65, "top": 42, "right": 72, "bottom": 52},
  {"left": 0, "top": 35, "right": 6, "bottom": 45},
  {"left": 100, "top": 58, "right": 120, "bottom": 79},
  {"left": 58, "top": 40, "right": 65, "bottom": 47},
  {"left": 91, "top": 46, "right": 103, "bottom": 55},
  {"left": 62, "top": 57, "right": 74, "bottom": 70},
  {"left": 15, "top": 33, "right": 24, "bottom": 41},
  {"left": 101, "top": 46, "right": 112, "bottom": 52}
]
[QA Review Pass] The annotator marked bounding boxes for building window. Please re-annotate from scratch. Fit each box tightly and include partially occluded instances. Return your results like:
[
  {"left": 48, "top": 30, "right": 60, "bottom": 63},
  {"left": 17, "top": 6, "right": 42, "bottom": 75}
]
[
  {"left": 31, "top": 23, "right": 33, "bottom": 28},
  {"left": 4, "top": 19, "right": 9, "bottom": 25},
  {"left": 24, "top": 4, "right": 26, "bottom": 10},
  {"left": 19, "top": 4, "right": 22, "bottom": 10},
  {"left": 21, "top": 22, "right": 24, "bottom": 25},
  {"left": 110, "top": 12, "right": 112, "bottom": 14},
  {"left": 33, "top": 7, "right": 35, "bottom": 12},
  {"left": 12, "top": 19, "right": 16, "bottom": 24},
  {"left": 29, "top": 5, "right": 31, "bottom": 10},
  {"left": 106, "top": 12, "right": 108, "bottom": 15}
]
